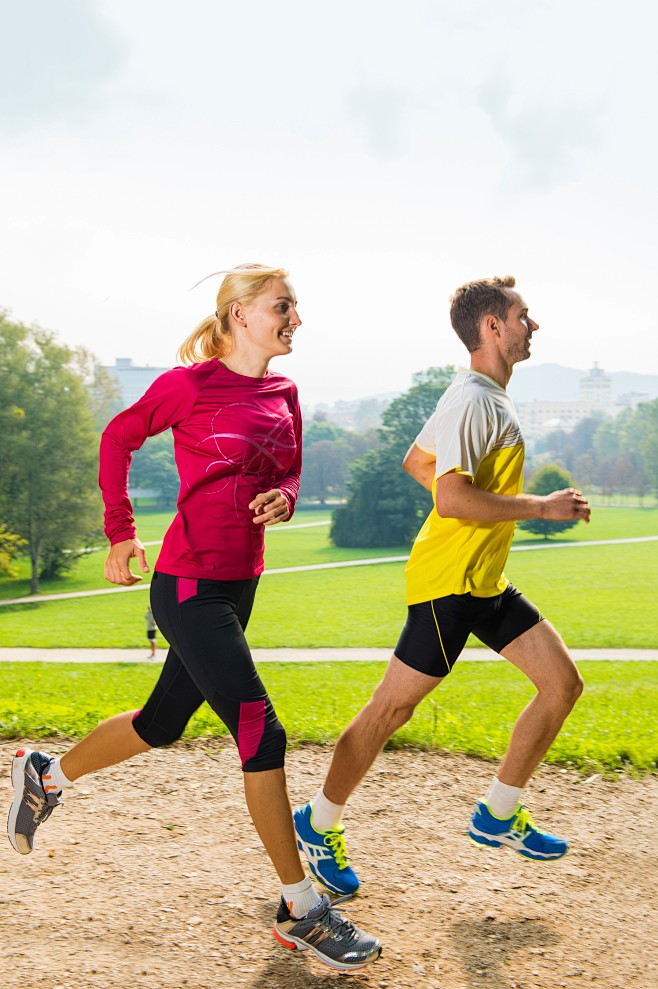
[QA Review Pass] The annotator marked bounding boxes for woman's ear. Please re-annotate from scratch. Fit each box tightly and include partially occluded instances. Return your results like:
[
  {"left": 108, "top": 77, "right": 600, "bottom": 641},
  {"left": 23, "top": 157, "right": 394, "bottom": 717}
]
[{"left": 229, "top": 300, "right": 247, "bottom": 326}]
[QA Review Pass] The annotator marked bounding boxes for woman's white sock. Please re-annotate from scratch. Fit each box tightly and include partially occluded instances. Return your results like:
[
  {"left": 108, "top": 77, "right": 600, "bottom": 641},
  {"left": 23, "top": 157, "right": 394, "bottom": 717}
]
[
  {"left": 44, "top": 757, "right": 74, "bottom": 791},
  {"left": 281, "top": 876, "right": 322, "bottom": 918}
]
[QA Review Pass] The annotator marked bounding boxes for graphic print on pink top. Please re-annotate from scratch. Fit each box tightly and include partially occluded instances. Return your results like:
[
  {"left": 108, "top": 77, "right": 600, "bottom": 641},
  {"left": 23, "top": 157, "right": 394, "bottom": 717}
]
[
  {"left": 99, "top": 361, "right": 302, "bottom": 581},
  {"left": 197, "top": 399, "right": 298, "bottom": 509}
]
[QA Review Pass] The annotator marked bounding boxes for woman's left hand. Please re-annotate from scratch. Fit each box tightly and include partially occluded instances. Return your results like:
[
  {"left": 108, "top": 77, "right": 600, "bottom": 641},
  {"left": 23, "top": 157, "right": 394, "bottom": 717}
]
[{"left": 249, "top": 488, "right": 291, "bottom": 526}]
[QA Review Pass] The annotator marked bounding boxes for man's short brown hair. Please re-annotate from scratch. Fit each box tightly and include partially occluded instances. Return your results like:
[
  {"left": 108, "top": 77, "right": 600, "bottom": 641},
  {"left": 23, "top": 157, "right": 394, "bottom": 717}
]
[{"left": 449, "top": 276, "right": 516, "bottom": 352}]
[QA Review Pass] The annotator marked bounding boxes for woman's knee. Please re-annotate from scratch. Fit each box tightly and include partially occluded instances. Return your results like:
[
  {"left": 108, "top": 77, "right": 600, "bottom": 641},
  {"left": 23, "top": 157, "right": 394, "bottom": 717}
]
[
  {"left": 132, "top": 711, "right": 186, "bottom": 748},
  {"left": 212, "top": 692, "right": 287, "bottom": 772},
  {"left": 242, "top": 718, "right": 287, "bottom": 772}
]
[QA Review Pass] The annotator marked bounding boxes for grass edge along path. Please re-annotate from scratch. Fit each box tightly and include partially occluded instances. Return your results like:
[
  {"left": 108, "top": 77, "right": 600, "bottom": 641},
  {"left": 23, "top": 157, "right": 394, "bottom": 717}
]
[{"left": 2, "top": 660, "right": 656, "bottom": 777}]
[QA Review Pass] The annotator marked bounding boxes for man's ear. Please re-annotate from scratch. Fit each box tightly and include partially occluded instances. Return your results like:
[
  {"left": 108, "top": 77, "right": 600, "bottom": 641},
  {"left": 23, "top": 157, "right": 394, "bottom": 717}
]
[{"left": 481, "top": 313, "right": 501, "bottom": 339}]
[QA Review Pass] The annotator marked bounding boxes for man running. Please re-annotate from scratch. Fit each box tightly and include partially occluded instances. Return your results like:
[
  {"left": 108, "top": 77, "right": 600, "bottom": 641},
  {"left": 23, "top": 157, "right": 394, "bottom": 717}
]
[{"left": 294, "top": 275, "right": 591, "bottom": 896}]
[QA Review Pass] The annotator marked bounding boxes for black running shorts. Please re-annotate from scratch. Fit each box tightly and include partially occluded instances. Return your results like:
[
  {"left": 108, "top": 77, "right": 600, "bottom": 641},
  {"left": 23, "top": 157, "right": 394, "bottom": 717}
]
[
  {"left": 132, "top": 572, "right": 287, "bottom": 772},
  {"left": 395, "top": 583, "right": 543, "bottom": 679}
]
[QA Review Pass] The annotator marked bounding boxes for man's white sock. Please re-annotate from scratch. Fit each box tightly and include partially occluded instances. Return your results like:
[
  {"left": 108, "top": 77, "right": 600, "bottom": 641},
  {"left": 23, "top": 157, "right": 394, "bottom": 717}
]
[
  {"left": 484, "top": 778, "right": 522, "bottom": 820},
  {"left": 281, "top": 876, "right": 322, "bottom": 918},
  {"left": 311, "top": 787, "right": 344, "bottom": 833},
  {"left": 44, "top": 757, "right": 74, "bottom": 792}
]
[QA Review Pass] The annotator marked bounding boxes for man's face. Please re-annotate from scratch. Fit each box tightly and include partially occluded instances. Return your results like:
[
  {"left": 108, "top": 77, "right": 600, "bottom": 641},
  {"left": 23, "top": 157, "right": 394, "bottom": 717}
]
[{"left": 498, "top": 290, "right": 539, "bottom": 364}]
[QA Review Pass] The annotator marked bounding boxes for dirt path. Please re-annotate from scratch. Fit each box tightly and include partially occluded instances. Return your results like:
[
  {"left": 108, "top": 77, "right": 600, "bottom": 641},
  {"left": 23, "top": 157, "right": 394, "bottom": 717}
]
[{"left": 1, "top": 741, "right": 656, "bottom": 989}]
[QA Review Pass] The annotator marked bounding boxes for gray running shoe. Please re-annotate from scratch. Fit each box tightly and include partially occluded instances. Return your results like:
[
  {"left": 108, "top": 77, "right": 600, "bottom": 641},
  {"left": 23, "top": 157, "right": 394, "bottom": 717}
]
[
  {"left": 273, "top": 893, "right": 382, "bottom": 971},
  {"left": 8, "top": 748, "right": 62, "bottom": 854}
]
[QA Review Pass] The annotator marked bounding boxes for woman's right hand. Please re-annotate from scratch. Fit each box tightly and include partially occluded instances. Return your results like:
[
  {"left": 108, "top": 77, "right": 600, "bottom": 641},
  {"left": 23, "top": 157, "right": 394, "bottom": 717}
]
[{"left": 104, "top": 538, "right": 150, "bottom": 585}]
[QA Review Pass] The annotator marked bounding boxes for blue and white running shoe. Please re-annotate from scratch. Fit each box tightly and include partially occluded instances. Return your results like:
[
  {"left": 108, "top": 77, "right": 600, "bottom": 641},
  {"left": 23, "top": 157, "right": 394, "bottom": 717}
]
[
  {"left": 293, "top": 803, "right": 360, "bottom": 895},
  {"left": 468, "top": 801, "right": 569, "bottom": 860}
]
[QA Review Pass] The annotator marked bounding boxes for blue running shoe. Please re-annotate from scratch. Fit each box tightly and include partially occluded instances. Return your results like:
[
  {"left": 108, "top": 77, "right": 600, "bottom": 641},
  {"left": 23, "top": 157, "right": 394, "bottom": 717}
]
[
  {"left": 293, "top": 803, "right": 360, "bottom": 895},
  {"left": 468, "top": 801, "right": 568, "bottom": 860}
]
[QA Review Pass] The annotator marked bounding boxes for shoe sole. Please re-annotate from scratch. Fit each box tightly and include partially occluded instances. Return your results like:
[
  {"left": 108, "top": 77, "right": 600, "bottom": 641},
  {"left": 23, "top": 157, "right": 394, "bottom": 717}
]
[
  {"left": 468, "top": 830, "right": 568, "bottom": 861},
  {"left": 272, "top": 924, "right": 381, "bottom": 970},
  {"left": 7, "top": 748, "right": 32, "bottom": 855}
]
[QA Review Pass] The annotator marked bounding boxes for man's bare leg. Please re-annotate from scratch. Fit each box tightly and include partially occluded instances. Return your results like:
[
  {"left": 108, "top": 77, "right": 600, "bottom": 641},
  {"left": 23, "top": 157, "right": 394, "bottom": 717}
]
[
  {"left": 497, "top": 619, "right": 583, "bottom": 787},
  {"left": 292, "top": 656, "right": 442, "bottom": 893},
  {"left": 469, "top": 619, "right": 583, "bottom": 860},
  {"left": 323, "top": 656, "right": 443, "bottom": 804}
]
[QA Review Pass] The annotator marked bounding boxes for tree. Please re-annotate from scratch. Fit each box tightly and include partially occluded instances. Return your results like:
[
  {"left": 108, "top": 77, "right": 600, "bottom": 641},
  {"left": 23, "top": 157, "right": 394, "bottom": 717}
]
[
  {"left": 593, "top": 417, "right": 622, "bottom": 461},
  {"left": 331, "top": 367, "right": 456, "bottom": 547},
  {"left": 0, "top": 524, "right": 27, "bottom": 577},
  {"left": 87, "top": 358, "right": 123, "bottom": 429},
  {"left": 635, "top": 398, "right": 658, "bottom": 497},
  {"left": 300, "top": 413, "right": 381, "bottom": 505},
  {"left": 0, "top": 315, "right": 103, "bottom": 592},
  {"left": 300, "top": 438, "right": 352, "bottom": 504},
  {"left": 129, "top": 432, "right": 179, "bottom": 508},
  {"left": 518, "top": 464, "right": 579, "bottom": 540},
  {"left": 303, "top": 415, "right": 350, "bottom": 445}
]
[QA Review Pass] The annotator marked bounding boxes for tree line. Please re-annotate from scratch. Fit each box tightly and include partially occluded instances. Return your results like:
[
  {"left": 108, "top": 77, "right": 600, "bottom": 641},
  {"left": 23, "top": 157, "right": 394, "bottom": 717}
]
[{"left": 533, "top": 403, "right": 658, "bottom": 502}]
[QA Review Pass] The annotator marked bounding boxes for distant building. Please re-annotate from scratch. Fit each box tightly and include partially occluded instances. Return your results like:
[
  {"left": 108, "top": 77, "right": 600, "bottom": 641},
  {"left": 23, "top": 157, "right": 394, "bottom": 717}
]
[
  {"left": 516, "top": 400, "right": 605, "bottom": 440},
  {"left": 578, "top": 364, "right": 612, "bottom": 409},
  {"left": 99, "top": 357, "right": 170, "bottom": 409},
  {"left": 517, "top": 365, "right": 614, "bottom": 441},
  {"left": 617, "top": 391, "right": 652, "bottom": 410}
]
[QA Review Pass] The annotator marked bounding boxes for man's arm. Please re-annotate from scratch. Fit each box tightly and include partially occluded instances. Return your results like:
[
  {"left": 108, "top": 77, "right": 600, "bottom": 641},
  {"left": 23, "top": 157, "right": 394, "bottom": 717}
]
[
  {"left": 402, "top": 443, "right": 437, "bottom": 491},
  {"left": 435, "top": 471, "right": 591, "bottom": 524}
]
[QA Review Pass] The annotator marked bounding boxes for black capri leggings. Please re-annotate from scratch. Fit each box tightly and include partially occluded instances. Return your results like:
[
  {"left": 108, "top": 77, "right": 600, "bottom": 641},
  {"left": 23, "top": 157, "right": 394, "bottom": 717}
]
[{"left": 132, "top": 571, "right": 287, "bottom": 773}]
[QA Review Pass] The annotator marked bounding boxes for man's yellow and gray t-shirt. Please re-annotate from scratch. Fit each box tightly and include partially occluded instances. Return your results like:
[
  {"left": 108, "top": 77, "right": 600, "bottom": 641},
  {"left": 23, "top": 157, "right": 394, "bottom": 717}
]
[{"left": 405, "top": 370, "right": 524, "bottom": 606}]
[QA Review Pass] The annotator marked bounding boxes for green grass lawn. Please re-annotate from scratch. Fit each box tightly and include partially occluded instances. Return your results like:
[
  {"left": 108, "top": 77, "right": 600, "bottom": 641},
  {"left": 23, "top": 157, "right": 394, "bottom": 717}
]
[
  {"left": 0, "top": 506, "right": 656, "bottom": 648},
  {"left": 1, "top": 660, "right": 655, "bottom": 775},
  {"left": 0, "top": 539, "right": 656, "bottom": 649},
  {"left": 2, "top": 505, "right": 656, "bottom": 600},
  {"left": 511, "top": 505, "right": 658, "bottom": 543}
]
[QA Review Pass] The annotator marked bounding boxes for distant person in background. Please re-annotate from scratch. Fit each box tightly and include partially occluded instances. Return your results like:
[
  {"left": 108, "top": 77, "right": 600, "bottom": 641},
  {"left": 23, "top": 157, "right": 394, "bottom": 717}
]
[
  {"left": 144, "top": 605, "right": 157, "bottom": 658},
  {"left": 7, "top": 263, "right": 381, "bottom": 972},
  {"left": 294, "top": 275, "right": 591, "bottom": 899}
]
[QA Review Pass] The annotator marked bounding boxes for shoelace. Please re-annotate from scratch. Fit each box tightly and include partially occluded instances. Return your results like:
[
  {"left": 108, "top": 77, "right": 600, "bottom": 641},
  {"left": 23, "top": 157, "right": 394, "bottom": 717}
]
[
  {"left": 511, "top": 807, "right": 536, "bottom": 836},
  {"left": 314, "top": 895, "right": 358, "bottom": 942},
  {"left": 323, "top": 830, "right": 349, "bottom": 870}
]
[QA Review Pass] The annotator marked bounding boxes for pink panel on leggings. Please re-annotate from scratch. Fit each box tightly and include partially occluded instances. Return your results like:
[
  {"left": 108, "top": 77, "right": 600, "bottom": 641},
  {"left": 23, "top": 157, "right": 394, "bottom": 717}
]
[
  {"left": 131, "top": 709, "right": 142, "bottom": 722},
  {"left": 237, "top": 700, "right": 266, "bottom": 767},
  {"left": 177, "top": 577, "right": 198, "bottom": 604}
]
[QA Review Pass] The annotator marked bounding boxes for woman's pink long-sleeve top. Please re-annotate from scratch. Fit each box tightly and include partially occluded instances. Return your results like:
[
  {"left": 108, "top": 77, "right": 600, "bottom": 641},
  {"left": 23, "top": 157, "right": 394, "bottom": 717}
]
[{"left": 99, "top": 360, "right": 302, "bottom": 581}]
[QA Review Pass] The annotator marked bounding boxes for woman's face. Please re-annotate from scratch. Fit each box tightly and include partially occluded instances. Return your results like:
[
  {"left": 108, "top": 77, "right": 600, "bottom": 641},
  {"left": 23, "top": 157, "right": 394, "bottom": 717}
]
[{"left": 240, "top": 277, "right": 301, "bottom": 358}]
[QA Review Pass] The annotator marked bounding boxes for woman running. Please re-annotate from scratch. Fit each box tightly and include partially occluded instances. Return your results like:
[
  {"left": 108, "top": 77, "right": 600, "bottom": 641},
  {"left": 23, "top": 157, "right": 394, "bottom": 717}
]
[{"left": 7, "top": 263, "right": 381, "bottom": 972}]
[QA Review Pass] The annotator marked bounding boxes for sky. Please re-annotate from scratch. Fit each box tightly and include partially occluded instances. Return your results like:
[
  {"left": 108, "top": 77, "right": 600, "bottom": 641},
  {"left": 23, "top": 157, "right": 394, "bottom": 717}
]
[{"left": 2, "top": 0, "right": 658, "bottom": 406}]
